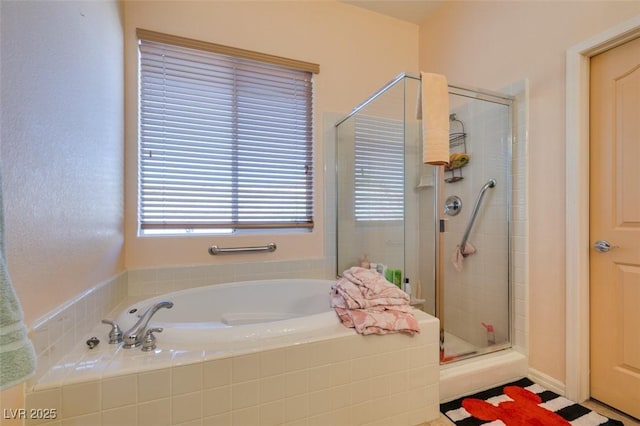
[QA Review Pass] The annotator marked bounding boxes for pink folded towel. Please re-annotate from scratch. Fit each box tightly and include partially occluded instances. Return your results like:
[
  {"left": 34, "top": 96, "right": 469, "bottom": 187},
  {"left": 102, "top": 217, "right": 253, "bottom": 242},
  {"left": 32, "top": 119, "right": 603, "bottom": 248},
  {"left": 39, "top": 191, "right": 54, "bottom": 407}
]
[
  {"left": 452, "top": 242, "right": 476, "bottom": 272},
  {"left": 331, "top": 267, "right": 420, "bottom": 335},
  {"left": 334, "top": 267, "right": 409, "bottom": 309}
]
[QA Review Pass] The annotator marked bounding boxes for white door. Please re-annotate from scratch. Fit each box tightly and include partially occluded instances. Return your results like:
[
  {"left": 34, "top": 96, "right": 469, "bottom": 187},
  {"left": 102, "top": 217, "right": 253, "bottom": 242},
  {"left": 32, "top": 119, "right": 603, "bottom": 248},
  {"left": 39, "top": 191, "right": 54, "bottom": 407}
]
[{"left": 589, "top": 35, "right": 640, "bottom": 419}]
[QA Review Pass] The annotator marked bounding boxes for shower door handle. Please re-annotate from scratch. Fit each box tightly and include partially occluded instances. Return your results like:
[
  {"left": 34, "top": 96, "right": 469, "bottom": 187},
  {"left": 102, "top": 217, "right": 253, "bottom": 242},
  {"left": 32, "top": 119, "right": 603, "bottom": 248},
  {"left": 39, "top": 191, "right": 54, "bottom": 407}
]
[{"left": 594, "top": 240, "right": 617, "bottom": 253}]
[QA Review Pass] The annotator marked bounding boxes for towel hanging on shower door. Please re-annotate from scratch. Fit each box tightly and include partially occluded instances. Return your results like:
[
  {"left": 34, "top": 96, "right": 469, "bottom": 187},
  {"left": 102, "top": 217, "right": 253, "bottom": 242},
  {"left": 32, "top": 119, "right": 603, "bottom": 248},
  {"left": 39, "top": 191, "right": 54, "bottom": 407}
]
[{"left": 452, "top": 242, "right": 476, "bottom": 272}]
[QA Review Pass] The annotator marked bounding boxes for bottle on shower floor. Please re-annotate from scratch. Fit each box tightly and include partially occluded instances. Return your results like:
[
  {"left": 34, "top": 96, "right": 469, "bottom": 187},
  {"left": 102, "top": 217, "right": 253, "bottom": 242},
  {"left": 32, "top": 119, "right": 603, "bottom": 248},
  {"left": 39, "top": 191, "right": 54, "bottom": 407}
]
[{"left": 482, "top": 322, "right": 496, "bottom": 345}]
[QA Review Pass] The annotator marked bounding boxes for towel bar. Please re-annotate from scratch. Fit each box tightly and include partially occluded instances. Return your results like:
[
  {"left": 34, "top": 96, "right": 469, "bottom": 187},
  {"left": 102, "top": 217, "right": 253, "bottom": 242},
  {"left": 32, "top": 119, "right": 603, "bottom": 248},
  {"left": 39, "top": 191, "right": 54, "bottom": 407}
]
[{"left": 208, "top": 242, "right": 277, "bottom": 255}]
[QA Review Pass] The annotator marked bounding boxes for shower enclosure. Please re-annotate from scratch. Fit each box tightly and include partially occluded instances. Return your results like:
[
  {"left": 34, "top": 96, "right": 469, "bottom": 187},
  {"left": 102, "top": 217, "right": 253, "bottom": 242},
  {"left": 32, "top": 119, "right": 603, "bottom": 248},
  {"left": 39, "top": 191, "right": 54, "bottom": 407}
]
[{"left": 335, "top": 72, "right": 514, "bottom": 363}]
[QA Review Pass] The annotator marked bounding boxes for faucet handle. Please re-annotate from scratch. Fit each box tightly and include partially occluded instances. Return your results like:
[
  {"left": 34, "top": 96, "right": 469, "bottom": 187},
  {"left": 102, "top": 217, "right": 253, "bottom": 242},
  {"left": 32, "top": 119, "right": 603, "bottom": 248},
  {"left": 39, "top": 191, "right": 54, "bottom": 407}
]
[
  {"left": 101, "top": 319, "right": 123, "bottom": 344},
  {"left": 141, "top": 327, "right": 163, "bottom": 352}
]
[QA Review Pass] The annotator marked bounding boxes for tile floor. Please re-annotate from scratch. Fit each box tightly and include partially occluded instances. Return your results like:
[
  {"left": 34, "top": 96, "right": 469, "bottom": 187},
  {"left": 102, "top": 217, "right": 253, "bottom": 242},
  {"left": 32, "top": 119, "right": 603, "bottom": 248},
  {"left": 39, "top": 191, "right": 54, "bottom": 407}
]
[
  {"left": 422, "top": 414, "right": 455, "bottom": 425},
  {"left": 582, "top": 399, "right": 640, "bottom": 425},
  {"left": 423, "top": 399, "right": 639, "bottom": 426}
]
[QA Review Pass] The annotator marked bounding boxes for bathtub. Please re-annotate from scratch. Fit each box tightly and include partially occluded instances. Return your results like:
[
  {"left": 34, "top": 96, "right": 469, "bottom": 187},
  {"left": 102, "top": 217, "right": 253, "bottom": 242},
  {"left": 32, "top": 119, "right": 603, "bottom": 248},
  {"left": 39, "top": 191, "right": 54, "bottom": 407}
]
[
  {"left": 116, "top": 279, "right": 341, "bottom": 345},
  {"left": 29, "top": 278, "right": 441, "bottom": 425}
]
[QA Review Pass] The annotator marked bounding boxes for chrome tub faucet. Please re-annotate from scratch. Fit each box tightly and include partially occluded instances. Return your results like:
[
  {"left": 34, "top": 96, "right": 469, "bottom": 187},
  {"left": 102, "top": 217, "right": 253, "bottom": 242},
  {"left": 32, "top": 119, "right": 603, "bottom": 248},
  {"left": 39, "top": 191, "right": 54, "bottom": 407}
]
[{"left": 122, "top": 301, "right": 173, "bottom": 349}]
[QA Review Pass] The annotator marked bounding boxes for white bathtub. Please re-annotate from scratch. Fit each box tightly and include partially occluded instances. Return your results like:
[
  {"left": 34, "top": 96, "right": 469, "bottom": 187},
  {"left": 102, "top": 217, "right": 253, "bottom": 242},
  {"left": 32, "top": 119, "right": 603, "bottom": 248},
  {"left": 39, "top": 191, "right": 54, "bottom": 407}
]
[
  {"left": 31, "top": 278, "right": 441, "bottom": 425},
  {"left": 116, "top": 279, "right": 342, "bottom": 345}
]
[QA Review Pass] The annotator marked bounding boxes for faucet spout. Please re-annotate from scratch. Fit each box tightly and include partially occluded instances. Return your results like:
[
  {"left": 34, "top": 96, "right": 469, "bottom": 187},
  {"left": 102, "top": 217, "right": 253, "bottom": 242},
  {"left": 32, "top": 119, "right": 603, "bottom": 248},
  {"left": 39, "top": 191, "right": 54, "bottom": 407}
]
[{"left": 122, "top": 301, "right": 173, "bottom": 348}]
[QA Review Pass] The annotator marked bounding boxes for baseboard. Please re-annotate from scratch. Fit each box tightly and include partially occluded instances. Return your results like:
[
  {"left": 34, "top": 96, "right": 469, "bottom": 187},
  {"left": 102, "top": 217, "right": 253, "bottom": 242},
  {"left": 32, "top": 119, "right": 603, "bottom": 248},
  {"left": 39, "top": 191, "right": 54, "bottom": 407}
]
[{"left": 528, "top": 367, "right": 566, "bottom": 396}]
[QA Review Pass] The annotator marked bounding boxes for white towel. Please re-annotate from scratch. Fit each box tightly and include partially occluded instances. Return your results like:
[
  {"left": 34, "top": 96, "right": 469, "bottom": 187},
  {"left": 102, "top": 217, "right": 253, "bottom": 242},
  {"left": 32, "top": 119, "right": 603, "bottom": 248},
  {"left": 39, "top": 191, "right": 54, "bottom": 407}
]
[
  {"left": 420, "top": 72, "right": 450, "bottom": 165},
  {"left": 0, "top": 168, "right": 36, "bottom": 390}
]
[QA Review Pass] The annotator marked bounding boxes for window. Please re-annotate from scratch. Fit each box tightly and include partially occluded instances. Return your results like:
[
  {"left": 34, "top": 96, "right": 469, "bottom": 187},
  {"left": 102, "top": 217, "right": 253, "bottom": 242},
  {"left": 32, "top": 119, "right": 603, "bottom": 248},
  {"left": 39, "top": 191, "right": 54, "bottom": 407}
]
[
  {"left": 354, "top": 116, "right": 404, "bottom": 221},
  {"left": 137, "top": 29, "right": 318, "bottom": 235}
]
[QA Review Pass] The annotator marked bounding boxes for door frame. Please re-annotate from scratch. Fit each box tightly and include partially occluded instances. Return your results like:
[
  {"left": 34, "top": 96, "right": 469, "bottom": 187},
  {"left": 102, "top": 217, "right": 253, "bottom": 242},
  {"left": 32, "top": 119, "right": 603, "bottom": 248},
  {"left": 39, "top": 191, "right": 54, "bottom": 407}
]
[{"left": 565, "top": 14, "right": 640, "bottom": 403}]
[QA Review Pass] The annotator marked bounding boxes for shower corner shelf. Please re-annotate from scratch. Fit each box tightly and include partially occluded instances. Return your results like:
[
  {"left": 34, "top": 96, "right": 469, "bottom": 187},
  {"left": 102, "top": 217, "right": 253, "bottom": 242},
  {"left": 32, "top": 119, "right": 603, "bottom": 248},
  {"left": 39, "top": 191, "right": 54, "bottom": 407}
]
[
  {"left": 446, "top": 114, "right": 469, "bottom": 183},
  {"left": 449, "top": 132, "right": 466, "bottom": 148}
]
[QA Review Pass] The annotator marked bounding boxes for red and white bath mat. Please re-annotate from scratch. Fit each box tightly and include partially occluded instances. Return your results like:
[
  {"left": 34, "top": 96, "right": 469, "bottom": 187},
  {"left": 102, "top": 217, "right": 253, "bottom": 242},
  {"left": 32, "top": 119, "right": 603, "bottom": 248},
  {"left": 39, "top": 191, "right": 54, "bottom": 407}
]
[{"left": 440, "top": 378, "right": 623, "bottom": 425}]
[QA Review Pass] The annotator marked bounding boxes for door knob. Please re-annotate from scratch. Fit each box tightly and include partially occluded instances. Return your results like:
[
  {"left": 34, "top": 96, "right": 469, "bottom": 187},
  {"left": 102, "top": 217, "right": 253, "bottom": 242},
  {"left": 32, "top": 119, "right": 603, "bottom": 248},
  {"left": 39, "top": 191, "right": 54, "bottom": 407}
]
[{"left": 594, "top": 240, "right": 617, "bottom": 253}]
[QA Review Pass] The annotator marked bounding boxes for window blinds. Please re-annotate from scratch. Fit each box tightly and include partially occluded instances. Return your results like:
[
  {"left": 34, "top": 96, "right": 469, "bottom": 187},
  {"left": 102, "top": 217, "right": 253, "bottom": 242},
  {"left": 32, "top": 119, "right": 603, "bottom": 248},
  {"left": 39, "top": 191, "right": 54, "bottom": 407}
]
[
  {"left": 354, "top": 116, "right": 405, "bottom": 221},
  {"left": 137, "top": 30, "right": 316, "bottom": 232}
]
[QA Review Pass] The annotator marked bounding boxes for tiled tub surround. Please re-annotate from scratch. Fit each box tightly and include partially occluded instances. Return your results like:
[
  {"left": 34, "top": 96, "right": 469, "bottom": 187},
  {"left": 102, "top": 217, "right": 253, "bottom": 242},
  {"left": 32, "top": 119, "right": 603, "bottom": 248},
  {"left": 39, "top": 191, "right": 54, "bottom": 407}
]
[
  {"left": 26, "top": 273, "right": 440, "bottom": 426},
  {"left": 26, "top": 307, "right": 439, "bottom": 426},
  {"left": 28, "top": 273, "right": 128, "bottom": 387}
]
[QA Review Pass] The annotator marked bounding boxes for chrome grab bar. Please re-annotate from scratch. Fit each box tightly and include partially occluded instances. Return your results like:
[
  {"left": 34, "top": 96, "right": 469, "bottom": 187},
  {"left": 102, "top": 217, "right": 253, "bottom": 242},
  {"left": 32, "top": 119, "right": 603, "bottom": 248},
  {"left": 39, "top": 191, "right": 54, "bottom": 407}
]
[
  {"left": 459, "top": 179, "right": 496, "bottom": 256},
  {"left": 208, "top": 242, "right": 277, "bottom": 255}
]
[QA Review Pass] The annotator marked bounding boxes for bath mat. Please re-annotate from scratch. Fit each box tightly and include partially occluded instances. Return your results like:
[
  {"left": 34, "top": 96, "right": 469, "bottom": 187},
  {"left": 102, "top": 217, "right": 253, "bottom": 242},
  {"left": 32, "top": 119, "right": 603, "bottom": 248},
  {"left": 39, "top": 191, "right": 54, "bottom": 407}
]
[{"left": 440, "top": 377, "right": 623, "bottom": 425}]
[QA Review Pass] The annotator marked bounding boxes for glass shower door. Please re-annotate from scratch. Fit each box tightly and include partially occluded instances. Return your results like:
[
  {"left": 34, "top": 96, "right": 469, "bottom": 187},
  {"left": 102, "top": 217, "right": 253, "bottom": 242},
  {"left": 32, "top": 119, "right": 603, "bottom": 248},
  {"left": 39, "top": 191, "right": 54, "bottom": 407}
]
[{"left": 437, "top": 88, "right": 513, "bottom": 362}]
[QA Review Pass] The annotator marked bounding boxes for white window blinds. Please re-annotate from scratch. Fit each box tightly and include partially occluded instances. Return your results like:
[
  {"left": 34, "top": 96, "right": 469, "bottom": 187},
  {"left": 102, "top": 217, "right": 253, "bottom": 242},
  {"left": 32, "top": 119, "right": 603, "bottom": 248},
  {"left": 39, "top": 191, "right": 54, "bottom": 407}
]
[
  {"left": 354, "top": 116, "right": 405, "bottom": 221},
  {"left": 137, "top": 30, "right": 317, "bottom": 233}
]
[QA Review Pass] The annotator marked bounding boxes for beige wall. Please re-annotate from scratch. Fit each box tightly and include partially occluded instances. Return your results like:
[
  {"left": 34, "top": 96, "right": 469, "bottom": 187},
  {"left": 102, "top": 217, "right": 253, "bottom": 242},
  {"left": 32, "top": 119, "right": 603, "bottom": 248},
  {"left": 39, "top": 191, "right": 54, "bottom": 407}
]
[
  {"left": 418, "top": 1, "right": 640, "bottom": 383},
  {"left": 123, "top": 1, "right": 419, "bottom": 268},
  {"left": 0, "top": 0, "right": 124, "bottom": 412},
  {"left": 0, "top": 0, "right": 125, "bottom": 326}
]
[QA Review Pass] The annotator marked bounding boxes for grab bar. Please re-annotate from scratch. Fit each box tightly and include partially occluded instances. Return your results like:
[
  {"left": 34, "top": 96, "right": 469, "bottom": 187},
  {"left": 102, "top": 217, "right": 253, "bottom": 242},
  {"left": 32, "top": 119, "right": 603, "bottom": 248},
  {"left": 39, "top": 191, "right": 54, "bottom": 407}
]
[
  {"left": 208, "top": 242, "right": 277, "bottom": 255},
  {"left": 459, "top": 179, "right": 496, "bottom": 256}
]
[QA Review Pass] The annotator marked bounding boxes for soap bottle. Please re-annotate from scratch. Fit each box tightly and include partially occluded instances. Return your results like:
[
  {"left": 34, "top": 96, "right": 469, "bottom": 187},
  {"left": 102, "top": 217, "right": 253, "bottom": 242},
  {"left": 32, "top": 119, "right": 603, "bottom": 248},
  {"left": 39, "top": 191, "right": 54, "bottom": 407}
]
[
  {"left": 384, "top": 268, "right": 394, "bottom": 283},
  {"left": 392, "top": 269, "right": 402, "bottom": 288}
]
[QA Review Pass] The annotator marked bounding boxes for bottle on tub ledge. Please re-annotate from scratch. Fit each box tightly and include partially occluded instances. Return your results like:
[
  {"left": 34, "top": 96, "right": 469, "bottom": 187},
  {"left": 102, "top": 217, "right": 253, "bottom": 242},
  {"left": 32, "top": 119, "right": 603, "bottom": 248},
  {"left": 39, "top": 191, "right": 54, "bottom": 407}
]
[
  {"left": 403, "top": 277, "right": 412, "bottom": 297},
  {"left": 384, "top": 267, "right": 402, "bottom": 288},
  {"left": 403, "top": 277, "right": 428, "bottom": 309}
]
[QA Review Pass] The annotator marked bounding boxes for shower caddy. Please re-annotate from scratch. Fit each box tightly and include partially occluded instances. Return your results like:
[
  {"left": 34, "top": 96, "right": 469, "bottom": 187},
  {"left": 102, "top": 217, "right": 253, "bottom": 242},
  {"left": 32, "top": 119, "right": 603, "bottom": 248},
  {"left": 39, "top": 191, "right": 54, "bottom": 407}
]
[{"left": 445, "top": 113, "right": 468, "bottom": 183}]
